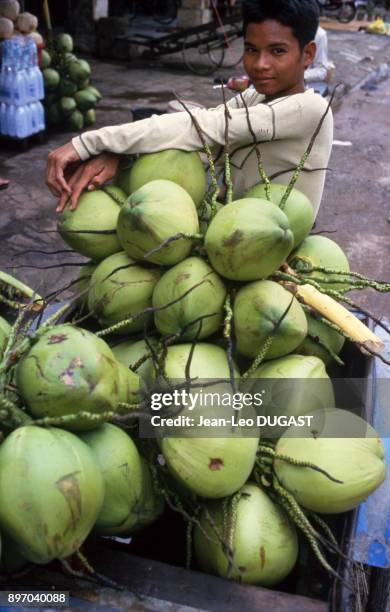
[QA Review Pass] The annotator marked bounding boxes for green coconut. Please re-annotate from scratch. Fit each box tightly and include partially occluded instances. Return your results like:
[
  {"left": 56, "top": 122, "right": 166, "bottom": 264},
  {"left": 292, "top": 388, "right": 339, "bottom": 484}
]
[
  {"left": 117, "top": 180, "right": 199, "bottom": 266},
  {"left": 153, "top": 257, "right": 226, "bottom": 341},
  {"left": 112, "top": 338, "right": 158, "bottom": 382},
  {"left": 205, "top": 198, "right": 294, "bottom": 281},
  {"left": 132, "top": 457, "right": 165, "bottom": 531},
  {"left": 16, "top": 324, "right": 137, "bottom": 430},
  {"left": 274, "top": 409, "right": 386, "bottom": 514},
  {"left": 154, "top": 343, "right": 242, "bottom": 438},
  {"left": 59, "top": 96, "right": 76, "bottom": 117},
  {"left": 194, "top": 483, "right": 298, "bottom": 585},
  {"left": 43, "top": 68, "right": 60, "bottom": 91},
  {"left": 116, "top": 360, "right": 141, "bottom": 405},
  {"left": 243, "top": 355, "right": 335, "bottom": 436},
  {"left": 40, "top": 49, "right": 51, "bottom": 69},
  {"left": 115, "top": 149, "right": 206, "bottom": 207},
  {"left": 161, "top": 343, "right": 239, "bottom": 380},
  {"left": 0, "top": 426, "right": 104, "bottom": 564},
  {"left": 86, "top": 85, "right": 102, "bottom": 101},
  {"left": 79, "top": 423, "right": 144, "bottom": 535},
  {"left": 72, "top": 261, "right": 97, "bottom": 307},
  {"left": 58, "top": 189, "right": 123, "bottom": 261},
  {"left": 58, "top": 78, "right": 78, "bottom": 98},
  {"left": 84, "top": 108, "right": 96, "bottom": 126},
  {"left": 87, "top": 251, "right": 161, "bottom": 334},
  {"left": 244, "top": 182, "right": 314, "bottom": 247},
  {"left": 288, "top": 235, "right": 350, "bottom": 292},
  {"left": 56, "top": 32, "right": 73, "bottom": 53},
  {"left": 0, "top": 315, "right": 11, "bottom": 358},
  {"left": 74, "top": 89, "right": 96, "bottom": 111},
  {"left": 162, "top": 436, "right": 258, "bottom": 499},
  {"left": 69, "top": 59, "right": 91, "bottom": 83},
  {"left": 297, "top": 313, "right": 345, "bottom": 365},
  {"left": 66, "top": 109, "right": 84, "bottom": 131},
  {"left": 234, "top": 280, "right": 307, "bottom": 359}
]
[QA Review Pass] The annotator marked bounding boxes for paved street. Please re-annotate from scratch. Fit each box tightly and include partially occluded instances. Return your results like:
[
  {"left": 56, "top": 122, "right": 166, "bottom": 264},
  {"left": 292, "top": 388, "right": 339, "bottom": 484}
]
[{"left": 0, "top": 26, "right": 389, "bottom": 319}]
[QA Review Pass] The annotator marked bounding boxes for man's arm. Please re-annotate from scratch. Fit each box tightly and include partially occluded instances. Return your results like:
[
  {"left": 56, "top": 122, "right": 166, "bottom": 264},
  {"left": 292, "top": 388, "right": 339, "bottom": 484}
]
[{"left": 47, "top": 91, "right": 328, "bottom": 206}]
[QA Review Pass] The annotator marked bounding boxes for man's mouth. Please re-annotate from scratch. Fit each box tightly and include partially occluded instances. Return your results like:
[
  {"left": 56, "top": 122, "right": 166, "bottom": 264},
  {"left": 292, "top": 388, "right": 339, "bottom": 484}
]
[{"left": 253, "top": 77, "right": 274, "bottom": 83}]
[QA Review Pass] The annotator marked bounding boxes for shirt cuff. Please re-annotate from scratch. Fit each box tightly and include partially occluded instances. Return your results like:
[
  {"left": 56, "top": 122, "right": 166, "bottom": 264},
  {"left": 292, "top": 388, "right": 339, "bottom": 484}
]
[{"left": 72, "top": 135, "right": 92, "bottom": 161}]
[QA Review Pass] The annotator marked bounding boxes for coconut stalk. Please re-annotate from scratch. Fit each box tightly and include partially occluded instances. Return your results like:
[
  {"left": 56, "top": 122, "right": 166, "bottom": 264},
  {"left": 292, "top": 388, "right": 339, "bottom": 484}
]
[
  {"left": 279, "top": 264, "right": 384, "bottom": 355},
  {"left": 0, "top": 271, "right": 44, "bottom": 312}
]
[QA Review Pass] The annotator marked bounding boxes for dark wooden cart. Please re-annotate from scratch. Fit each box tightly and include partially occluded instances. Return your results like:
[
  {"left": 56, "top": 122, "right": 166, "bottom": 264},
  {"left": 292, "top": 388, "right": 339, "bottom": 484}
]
[{"left": 119, "top": 16, "right": 243, "bottom": 75}]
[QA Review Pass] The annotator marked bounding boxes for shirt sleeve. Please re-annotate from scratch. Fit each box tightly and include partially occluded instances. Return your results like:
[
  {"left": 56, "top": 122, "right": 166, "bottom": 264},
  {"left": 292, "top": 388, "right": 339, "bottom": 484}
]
[{"left": 72, "top": 91, "right": 323, "bottom": 162}]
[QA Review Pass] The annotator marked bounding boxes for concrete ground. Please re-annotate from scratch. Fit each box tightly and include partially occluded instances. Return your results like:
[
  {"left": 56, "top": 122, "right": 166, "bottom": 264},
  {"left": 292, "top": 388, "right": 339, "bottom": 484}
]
[{"left": 0, "top": 27, "right": 389, "bottom": 319}]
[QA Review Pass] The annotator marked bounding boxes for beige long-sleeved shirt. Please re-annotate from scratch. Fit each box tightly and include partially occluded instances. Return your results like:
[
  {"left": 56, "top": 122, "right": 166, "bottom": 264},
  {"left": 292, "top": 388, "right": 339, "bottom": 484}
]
[{"left": 72, "top": 88, "right": 333, "bottom": 218}]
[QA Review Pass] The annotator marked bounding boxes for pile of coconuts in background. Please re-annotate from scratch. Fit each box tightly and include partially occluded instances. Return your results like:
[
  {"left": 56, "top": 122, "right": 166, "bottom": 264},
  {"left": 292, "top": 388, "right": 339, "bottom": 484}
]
[
  {"left": 41, "top": 33, "right": 101, "bottom": 131},
  {"left": 0, "top": 1, "right": 41, "bottom": 43},
  {"left": 0, "top": 137, "right": 389, "bottom": 589}
]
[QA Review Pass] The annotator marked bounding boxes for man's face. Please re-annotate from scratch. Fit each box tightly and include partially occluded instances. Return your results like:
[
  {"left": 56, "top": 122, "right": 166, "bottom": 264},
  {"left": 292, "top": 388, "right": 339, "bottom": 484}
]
[{"left": 243, "top": 20, "right": 315, "bottom": 100}]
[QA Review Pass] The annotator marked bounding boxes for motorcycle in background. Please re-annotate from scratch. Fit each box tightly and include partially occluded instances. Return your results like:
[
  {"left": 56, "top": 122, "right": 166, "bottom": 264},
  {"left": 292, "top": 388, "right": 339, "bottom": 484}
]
[{"left": 317, "top": 0, "right": 357, "bottom": 23}]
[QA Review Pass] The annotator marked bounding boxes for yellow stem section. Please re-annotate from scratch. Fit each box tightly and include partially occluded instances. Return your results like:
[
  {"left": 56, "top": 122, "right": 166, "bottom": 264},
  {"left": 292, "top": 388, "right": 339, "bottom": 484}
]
[{"left": 281, "top": 266, "right": 384, "bottom": 354}]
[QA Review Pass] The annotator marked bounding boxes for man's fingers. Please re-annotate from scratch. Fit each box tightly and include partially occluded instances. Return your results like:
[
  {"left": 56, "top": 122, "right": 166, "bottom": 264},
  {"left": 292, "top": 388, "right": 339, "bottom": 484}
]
[
  {"left": 68, "top": 165, "right": 85, "bottom": 189},
  {"left": 87, "top": 167, "right": 106, "bottom": 191},
  {"left": 69, "top": 183, "right": 85, "bottom": 210},
  {"left": 46, "top": 160, "right": 62, "bottom": 197},
  {"left": 46, "top": 142, "right": 81, "bottom": 198},
  {"left": 55, "top": 164, "right": 72, "bottom": 195},
  {"left": 56, "top": 191, "right": 70, "bottom": 213}
]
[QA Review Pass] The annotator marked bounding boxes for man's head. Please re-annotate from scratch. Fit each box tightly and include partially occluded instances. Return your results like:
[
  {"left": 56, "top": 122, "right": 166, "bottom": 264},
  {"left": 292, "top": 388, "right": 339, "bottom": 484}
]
[{"left": 242, "top": 0, "right": 319, "bottom": 100}]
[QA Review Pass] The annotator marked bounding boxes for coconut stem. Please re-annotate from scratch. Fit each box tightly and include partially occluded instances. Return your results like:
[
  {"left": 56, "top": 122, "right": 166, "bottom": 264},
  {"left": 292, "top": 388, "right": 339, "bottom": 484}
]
[
  {"left": 241, "top": 336, "right": 274, "bottom": 380},
  {"left": 239, "top": 92, "right": 271, "bottom": 200},
  {"left": 32, "top": 410, "right": 117, "bottom": 428},
  {"left": 186, "top": 520, "right": 193, "bottom": 570},
  {"left": 173, "top": 93, "right": 220, "bottom": 216},
  {"left": 223, "top": 492, "right": 241, "bottom": 579},
  {"left": 258, "top": 445, "right": 343, "bottom": 484},
  {"left": 306, "top": 331, "right": 345, "bottom": 366},
  {"left": 0, "top": 395, "right": 32, "bottom": 427},
  {"left": 101, "top": 185, "right": 127, "bottom": 207},
  {"left": 0, "top": 307, "right": 28, "bottom": 368},
  {"left": 279, "top": 85, "right": 339, "bottom": 212},
  {"left": 221, "top": 86, "right": 234, "bottom": 205},
  {"left": 305, "top": 510, "right": 340, "bottom": 552},
  {"left": 293, "top": 262, "right": 390, "bottom": 292},
  {"left": 272, "top": 477, "right": 339, "bottom": 578},
  {"left": 0, "top": 293, "right": 26, "bottom": 311},
  {"left": 142, "top": 232, "right": 203, "bottom": 261},
  {"left": 275, "top": 268, "right": 385, "bottom": 354},
  {"left": 223, "top": 293, "right": 237, "bottom": 392},
  {"left": 76, "top": 551, "right": 125, "bottom": 591}
]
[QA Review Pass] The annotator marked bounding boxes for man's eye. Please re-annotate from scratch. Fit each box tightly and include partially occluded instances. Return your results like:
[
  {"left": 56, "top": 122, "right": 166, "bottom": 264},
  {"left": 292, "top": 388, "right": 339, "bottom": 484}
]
[
  {"left": 244, "top": 47, "right": 256, "bottom": 54},
  {"left": 272, "top": 48, "right": 286, "bottom": 55}
]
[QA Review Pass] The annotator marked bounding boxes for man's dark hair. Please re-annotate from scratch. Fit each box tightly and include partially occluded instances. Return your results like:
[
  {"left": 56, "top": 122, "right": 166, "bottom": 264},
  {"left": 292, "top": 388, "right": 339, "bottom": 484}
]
[{"left": 242, "top": 0, "right": 320, "bottom": 50}]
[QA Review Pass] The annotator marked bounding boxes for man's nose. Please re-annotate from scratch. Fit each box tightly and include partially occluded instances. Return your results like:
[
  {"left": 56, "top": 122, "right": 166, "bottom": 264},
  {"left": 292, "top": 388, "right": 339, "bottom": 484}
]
[{"left": 253, "top": 53, "right": 271, "bottom": 71}]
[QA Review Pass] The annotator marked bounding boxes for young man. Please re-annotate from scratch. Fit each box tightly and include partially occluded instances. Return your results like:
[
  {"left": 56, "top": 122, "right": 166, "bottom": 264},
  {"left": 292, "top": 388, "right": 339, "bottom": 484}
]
[{"left": 46, "top": 0, "right": 333, "bottom": 219}]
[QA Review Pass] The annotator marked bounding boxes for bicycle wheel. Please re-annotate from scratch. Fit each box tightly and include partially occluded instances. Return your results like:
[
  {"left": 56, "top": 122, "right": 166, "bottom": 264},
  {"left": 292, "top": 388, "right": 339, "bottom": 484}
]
[
  {"left": 182, "top": 32, "right": 224, "bottom": 76},
  {"left": 209, "top": 31, "right": 244, "bottom": 69},
  {"left": 337, "top": 2, "right": 357, "bottom": 22}
]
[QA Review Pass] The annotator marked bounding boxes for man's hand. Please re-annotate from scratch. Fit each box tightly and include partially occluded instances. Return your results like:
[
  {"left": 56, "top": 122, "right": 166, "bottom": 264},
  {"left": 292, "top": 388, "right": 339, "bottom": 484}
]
[
  {"left": 55, "top": 152, "right": 121, "bottom": 213},
  {"left": 46, "top": 142, "right": 81, "bottom": 198}
]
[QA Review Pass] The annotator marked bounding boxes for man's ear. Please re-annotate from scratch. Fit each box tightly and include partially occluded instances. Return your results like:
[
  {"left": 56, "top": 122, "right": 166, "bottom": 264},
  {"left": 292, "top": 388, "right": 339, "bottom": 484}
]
[{"left": 303, "top": 41, "right": 317, "bottom": 68}]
